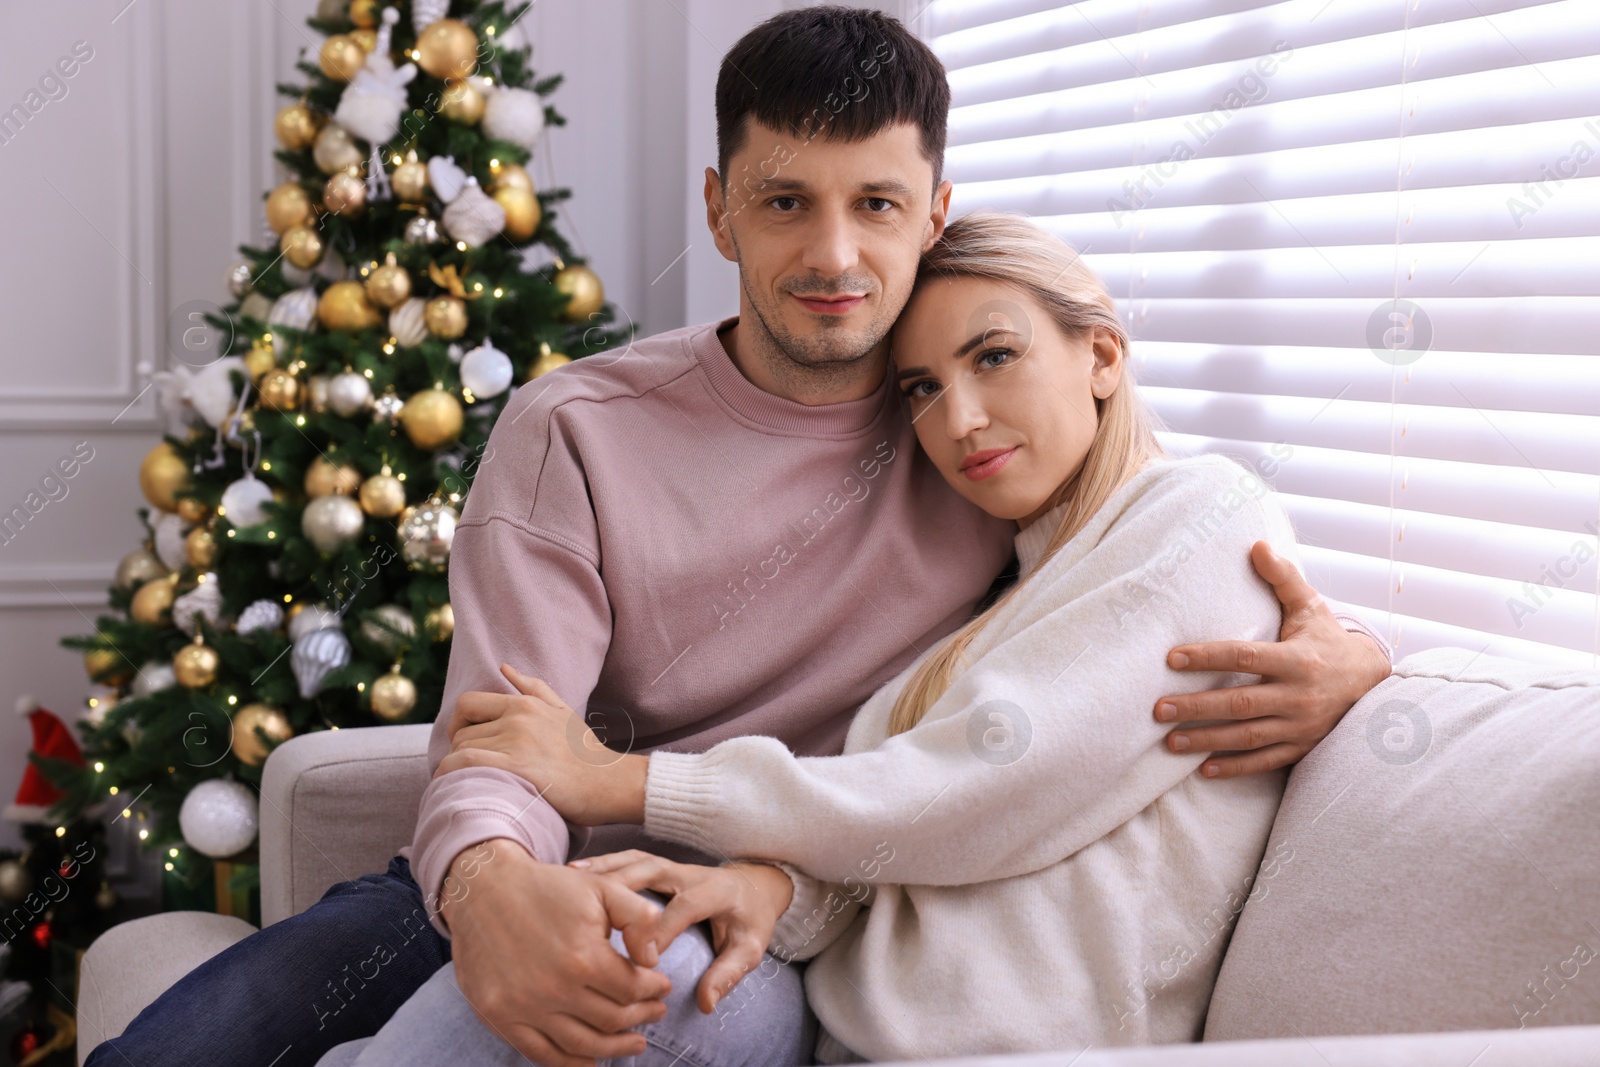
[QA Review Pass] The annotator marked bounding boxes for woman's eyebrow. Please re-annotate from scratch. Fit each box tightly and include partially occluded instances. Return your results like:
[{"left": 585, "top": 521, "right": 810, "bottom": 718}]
[{"left": 896, "top": 328, "right": 1018, "bottom": 379}]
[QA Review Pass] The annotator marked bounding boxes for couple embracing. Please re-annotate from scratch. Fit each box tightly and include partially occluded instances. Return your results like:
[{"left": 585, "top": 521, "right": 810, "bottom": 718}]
[{"left": 91, "top": 7, "right": 1390, "bottom": 1067}]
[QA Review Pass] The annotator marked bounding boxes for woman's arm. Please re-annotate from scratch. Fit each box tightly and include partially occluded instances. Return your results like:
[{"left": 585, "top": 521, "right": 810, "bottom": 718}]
[{"left": 641, "top": 459, "right": 1299, "bottom": 887}]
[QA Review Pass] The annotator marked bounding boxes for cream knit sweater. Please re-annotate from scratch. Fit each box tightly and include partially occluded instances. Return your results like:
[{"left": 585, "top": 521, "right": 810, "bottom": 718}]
[{"left": 644, "top": 453, "right": 1296, "bottom": 1061}]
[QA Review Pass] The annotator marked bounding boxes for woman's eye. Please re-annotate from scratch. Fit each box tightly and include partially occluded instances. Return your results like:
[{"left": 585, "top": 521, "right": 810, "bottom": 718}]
[
  {"left": 900, "top": 380, "right": 939, "bottom": 400},
  {"left": 979, "top": 347, "right": 1012, "bottom": 369}
]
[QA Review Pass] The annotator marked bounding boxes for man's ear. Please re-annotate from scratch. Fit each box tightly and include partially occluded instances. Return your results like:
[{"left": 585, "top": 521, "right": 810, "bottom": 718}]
[
  {"left": 922, "top": 178, "right": 954, "bottom": 253},
  {"left": 704, "top": 167, "right": 738, "bottom": 263}
]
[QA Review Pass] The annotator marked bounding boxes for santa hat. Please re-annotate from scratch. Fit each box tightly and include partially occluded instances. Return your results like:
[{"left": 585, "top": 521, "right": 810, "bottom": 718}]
[{"left": 5, "top": 695, "right": 86, "bottom": 824}]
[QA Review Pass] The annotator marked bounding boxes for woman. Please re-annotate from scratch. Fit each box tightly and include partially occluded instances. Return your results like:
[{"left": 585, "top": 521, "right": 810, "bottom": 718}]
[{"left": 336, "top": 211, "right": 1299, "bottom": 1065}]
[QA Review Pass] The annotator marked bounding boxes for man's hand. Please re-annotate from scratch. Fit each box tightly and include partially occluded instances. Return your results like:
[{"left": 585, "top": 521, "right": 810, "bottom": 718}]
[
  {"left": 438, "top": 663, "right": 649, "bottom": 825},
  {"left": 1154, "top": 540, "right": 1391, "bottom": 779},
  {"left": 441, "top": 839, "right": 672, "bottom": 1067},
  {"left": 569, "top": 850, "right": 794, "bottom": 1015}
]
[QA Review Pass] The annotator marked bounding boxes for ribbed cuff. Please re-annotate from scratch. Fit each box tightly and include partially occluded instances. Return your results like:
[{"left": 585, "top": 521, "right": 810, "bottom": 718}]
[
  {"left": 1332, "top": 610, "right": 1392, "bottom": 664},
  {"left": 767, "top": 860, "right": 834, "bottom": 962},
  {"left": 642, "top": 750, "right": 723, "bottom": 851}
]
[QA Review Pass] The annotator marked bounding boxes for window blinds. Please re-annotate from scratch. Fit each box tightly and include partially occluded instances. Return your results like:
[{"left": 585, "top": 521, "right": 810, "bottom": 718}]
[{"left": 924, "top": 0, "right": 1600, "bottom": 667}]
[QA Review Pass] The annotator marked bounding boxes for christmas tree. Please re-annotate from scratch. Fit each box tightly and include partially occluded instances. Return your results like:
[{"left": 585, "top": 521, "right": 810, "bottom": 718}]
[{"left": 42, "top": 0, "right": 626, "bottom": 916}]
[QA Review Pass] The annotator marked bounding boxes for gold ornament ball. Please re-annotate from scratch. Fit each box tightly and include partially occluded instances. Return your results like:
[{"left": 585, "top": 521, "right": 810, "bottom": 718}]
[
  {"left": 115, "top": 546, "right": 168, "bottom": 589},
  {"left": 84, "top": 646, "right": 133, "bottom": 687},
  {"left": 139, "top": 442, "right": 190, "bottom": 512},
  {"left": 528, "top": 349, "right": 572, "bottom": 380},
  {"left": 400, "top": 389, "right": 464, "bottom": 450},
  {"left": 280, "top": 226, "right": 325, "bottom": 270},
  {"left": 349, "top": 27, "right": 377, "bottom": 52},
  {"left": 184, "top": 526, "right": 218, "bottom": 569},
  {"left": 244, "top": 337, "right": 278, "bottom": 381},
  {"left": 370, "top": 666, "right": 418, "bottom": 722},
  {"left": 258, "top": 369, "right": 301, "bottom": 411},
  {"left": 494, "top": 185, "right": 540, "bottom": 242},
  {"left": 365, "top": 262, "right": 412, "bottom": 309},
  {"left": 319, "top": 34, "right": 366, "bottom": 82},
  {"left": 176, "top": 497, "right": 212, "bottom": 524},
  {"left": 318, "top": 280, "right": 382, "bottom": 332},
  {"left": 392, "top": 160, "right": 428, "bottom": 203},
  {"left": 440, "top": 80, "right": 485, "bottom": 125},
  {"left": 358, "top": 474, "right": 406, "bottom": 518},
  {"left": 424, "top": 603, "right": 454, "bottom": 642},
  {"left": 489, "top": 161, "right": 534, "bottom": 194},
  {"left": 422, "top": 295, "right": 467, "bottom": 339},
  {"left": 415, "top": 19, "right": 479, "bottom": 80},
  {"left": 130, "top": 574, "right": 178, "bottom": 626},
  {"left": 305, "top": 457, "right": 363, "bottom": 498},
  {"left": 231, "top": 703, "right": 293, "bottom": 766},
  {"left": 323, "top": 170, "right": 367, "bottom": 216},
  {"left": 173, "top": 639, "right": 220, "bottom": 689},
  {"left": 553, "top": 264, "right": 605, "bottom": 322},
  {"left": 349, "top": 0, "right": 379, "bottom": 28},
  {"left": 266, "top": 183, "right": 314, "bottom": 235},
  {"left": 313, "top": 124, "right": 363, "bottom": 175},
  {"left": 274, "top": 104, "right": 321, "bottom": 150}
]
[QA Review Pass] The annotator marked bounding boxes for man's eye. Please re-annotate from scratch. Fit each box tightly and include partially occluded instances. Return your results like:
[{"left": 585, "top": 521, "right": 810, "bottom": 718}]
[
  {"left": 770, "top": 196, "right": 800, "bottom": 211},
  {"left": 865, "top": 197, "right": 893, "bottom": 212}
]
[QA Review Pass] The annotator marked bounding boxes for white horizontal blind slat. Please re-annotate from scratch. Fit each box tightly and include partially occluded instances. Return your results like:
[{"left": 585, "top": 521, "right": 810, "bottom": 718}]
[{"left": 928, "top": 0, "right": 1600, "bottom": 664}]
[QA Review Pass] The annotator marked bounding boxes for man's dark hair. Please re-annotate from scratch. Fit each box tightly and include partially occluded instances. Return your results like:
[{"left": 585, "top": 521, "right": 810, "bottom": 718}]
[{"left": 715, "top": 6, "right": 950, "bottom": 194}]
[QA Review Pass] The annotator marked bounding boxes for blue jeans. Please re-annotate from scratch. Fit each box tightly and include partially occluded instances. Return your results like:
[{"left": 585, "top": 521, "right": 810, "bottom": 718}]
[
  {"left": 86, "top": 856, "right": 450, "bottom": 1067},
  {"left": 87, "top": 856, "right": 817, "bottom": 1066},
  {"left": 315, "top": 891, "right": 816, "bottom": 1067}
]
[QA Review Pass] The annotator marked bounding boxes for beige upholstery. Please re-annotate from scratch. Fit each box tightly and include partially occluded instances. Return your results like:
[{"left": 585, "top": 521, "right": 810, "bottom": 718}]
[
  {"left": 77, "top": 650, "right": 1600, "bottom": 1065},
  {"left": 258, "top": 723, "right": 434, "bottom": 925},
  {"left": 75, "top": 911, "right": 256, "bottom": 1064},
  {"left": 1206, "top": 647, "right": 1600, "bottom": 1040}
]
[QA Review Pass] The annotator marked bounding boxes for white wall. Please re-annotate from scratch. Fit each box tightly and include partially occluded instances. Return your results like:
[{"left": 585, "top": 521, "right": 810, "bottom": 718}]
[{"left": 0, "top": 0, "right": 915, "bottom": 854}]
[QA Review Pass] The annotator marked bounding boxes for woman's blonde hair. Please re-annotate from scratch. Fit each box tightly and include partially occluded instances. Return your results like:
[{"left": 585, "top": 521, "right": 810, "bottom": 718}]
[{"left": 885, "top": 211, "right": 1167, "bottom": 738}]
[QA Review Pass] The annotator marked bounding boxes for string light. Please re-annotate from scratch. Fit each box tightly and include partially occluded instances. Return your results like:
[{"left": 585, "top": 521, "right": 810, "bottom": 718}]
[
  {"left": 93, "top": 761, "right": 104, "bottom": 773},
  {"left": 138, "top": 829, "right": 149, "bottom": 840},
  {"left": 227, "top": 695, "right": 238, "bottom": 705},
  {"left": 109, "top": 786, "right": 118, "bottom": 796},
  {"left": 168, "top": 848, "right": 179, "bottom": 858},
  {"left": 54, "top": 826, "right": 65, "bottom": 838}
]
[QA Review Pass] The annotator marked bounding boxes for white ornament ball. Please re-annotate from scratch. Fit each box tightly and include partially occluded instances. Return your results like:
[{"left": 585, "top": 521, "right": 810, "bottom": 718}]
[
  {"left": 442, "top": 178, "right": 505, "bottom": 248},
  {"left": 482, "top": 87, "right": 546, "bottom": 150},
  {"left": 360, "top": 603, "right": 417, "bottom": 654},
  {"left": 327, "top": 371, "right": 374, "bottom": 416},
  {"left": 287, "top": 602, "right": 342, "bottom": 641},
  {"left": 389, "top": 298, "right": 429, "bottom": 348},
  {"left": 237, "top": 599, "right": 285, "bottom": 635},
  {"left": 459, "top": 341, "right": 513, "bottom": 398},
  {"left": 131, "top": 661, "right": 176, "bottom": 697},
  {"left": 292, "top": 627, "right": 352, "bottom": 699},
  {"left": 302, "top": 494, "right": 366, "bottom": 553},
  {"left": 179, "top": 779, "right": 260, "bottom": 858},
  {"left": 221, "top": 476, "right": 275, "bottom": 527},
  {"left": 153, "top": 511, "right": 194, "bottom": 571},
  {"left": 426, "top": 155, "right": 467, "bottom": 204},
  {"left": 268, "top": 287, "right": 318, "bottom": 332}
]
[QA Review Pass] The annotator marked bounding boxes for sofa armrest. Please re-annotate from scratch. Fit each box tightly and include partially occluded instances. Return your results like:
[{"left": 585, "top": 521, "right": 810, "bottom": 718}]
[{"left": 258, "top": 724, "right": 433, "bottom": 926}]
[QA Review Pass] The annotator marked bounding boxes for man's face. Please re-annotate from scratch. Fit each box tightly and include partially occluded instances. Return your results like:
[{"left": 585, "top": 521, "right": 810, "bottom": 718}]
[{"left": 707, "top": 120, "right": 951, "bottom": 370}]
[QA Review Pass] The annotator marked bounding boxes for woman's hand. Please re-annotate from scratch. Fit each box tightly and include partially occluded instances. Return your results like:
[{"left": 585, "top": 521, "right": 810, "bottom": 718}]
[
  {"left": 569, "top": 850, "right": 796, "bottom": 1014},
  {"left": 438, "top": 663, "right": 649, "bottom": 826}
]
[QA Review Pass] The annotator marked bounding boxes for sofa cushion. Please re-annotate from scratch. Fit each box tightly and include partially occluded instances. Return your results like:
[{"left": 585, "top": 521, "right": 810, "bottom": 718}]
[{"left": 1206, "top": 646, "right": 1600, "bottom": 1039}]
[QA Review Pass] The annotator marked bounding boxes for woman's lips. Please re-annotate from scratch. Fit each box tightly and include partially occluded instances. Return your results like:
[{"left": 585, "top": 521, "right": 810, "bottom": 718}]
[
  {"left": 962, "top": 447, "right": 1018, "bottom": 481},
  {"left": 793, "top": 294, "right": 866, "bottom": 315}
]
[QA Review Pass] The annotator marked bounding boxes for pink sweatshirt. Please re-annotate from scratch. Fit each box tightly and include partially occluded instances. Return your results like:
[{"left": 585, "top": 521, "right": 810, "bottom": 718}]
[
  {"left": 406, "top": 315, "right": 1015, "bottom": 928},
  {"left": 405, "top": 315, "right": 1391, "bottom": 932}
]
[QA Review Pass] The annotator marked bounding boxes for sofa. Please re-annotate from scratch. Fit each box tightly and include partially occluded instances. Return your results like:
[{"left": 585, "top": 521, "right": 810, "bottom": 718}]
[{"left": 75, "top": 646, "right": 1600, "bottom": 1065}]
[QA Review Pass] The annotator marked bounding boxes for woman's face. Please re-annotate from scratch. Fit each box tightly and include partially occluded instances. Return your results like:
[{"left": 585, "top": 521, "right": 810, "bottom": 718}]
[{"left": 891, "top": 276, "right": 1123, "bottom": 528}]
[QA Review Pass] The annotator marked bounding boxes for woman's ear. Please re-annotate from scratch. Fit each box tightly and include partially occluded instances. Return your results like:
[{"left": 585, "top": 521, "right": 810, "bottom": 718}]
[{"left": 1088, "top": 327, "right": 1124, "bottom": 399}]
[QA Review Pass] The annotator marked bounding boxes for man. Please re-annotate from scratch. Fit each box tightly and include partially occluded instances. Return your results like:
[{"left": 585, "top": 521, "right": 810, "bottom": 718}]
[{"left": 89, "top": 8, "right": 1389, "bottom": 1067}]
